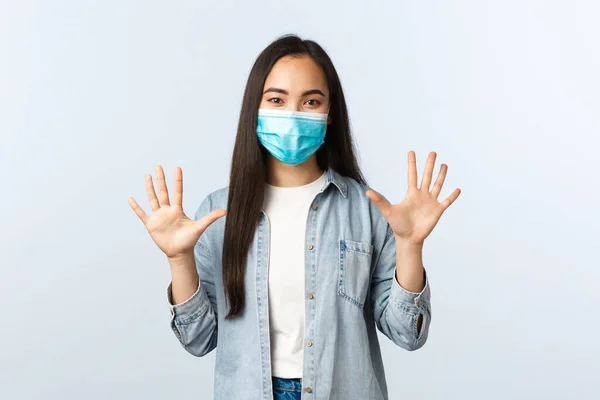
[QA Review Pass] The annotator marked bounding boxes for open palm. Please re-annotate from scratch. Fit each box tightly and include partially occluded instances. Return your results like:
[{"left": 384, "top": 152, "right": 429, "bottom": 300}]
[
  {"left": 367, "top": 151, "right": 461, "bottom": 245},
  {"left": 128, "top": 166, "right": 226, "bottom": 259}
]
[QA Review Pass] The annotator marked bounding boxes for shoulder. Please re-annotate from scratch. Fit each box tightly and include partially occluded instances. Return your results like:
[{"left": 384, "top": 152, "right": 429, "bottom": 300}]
[
  {"left": 193, "top": 186, "right": 230, "bottom": 218},
  {"left": 342, "top": 174, "right": 393, "bottom": 240},
  {"left": 193, "top": 186, "right": 230, "bottom": 254},
  {"left": 206, "top": 186, "right": 230, "bottom": 207}
]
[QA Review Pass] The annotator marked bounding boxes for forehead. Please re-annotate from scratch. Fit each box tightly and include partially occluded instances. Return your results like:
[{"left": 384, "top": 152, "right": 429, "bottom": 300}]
[{"left": 263, "top": 55, "right": 328, "bottom": 93}]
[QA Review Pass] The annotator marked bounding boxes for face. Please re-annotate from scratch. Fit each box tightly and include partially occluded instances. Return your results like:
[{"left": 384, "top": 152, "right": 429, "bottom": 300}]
[{"left": 260, "top": 55, "right": 332, "bottom": 123}]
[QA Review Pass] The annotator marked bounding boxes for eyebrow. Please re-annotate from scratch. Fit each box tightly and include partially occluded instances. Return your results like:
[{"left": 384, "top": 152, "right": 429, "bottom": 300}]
[{"left": 263, "top": 87, "right": 326, "bottom": 97}]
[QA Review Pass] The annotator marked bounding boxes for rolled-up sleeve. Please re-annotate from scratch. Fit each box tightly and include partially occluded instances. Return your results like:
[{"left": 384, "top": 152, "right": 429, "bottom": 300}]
[{"left": 370, "top": 226, "right": 432, "bottom": 351}]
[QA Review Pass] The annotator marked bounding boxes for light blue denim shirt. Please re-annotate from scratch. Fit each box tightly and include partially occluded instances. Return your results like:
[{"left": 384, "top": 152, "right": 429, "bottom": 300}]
[{"left": 166, "top": 167, "right": 432, "bottom": 400}]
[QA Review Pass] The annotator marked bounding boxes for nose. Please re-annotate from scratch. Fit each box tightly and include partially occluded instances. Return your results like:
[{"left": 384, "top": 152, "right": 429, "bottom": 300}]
[{"left": 289, "top": 101, "right": 302, "bottom": 112}]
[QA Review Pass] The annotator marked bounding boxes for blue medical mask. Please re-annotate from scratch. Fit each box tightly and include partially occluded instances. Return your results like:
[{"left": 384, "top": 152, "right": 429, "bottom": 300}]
[{"left": 256, "top": 108, "right": 328, "bottom": 166}]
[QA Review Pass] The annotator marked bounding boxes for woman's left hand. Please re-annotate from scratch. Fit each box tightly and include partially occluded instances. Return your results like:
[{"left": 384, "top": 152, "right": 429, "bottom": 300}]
[{"left": 366, "top": 151, "right": 461, "bottom": 245}]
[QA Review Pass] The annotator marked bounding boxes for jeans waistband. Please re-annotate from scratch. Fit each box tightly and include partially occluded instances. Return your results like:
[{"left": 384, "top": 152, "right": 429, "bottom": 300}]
[{"left": 272, "top": 376, "right": 302, "bottom": 391}]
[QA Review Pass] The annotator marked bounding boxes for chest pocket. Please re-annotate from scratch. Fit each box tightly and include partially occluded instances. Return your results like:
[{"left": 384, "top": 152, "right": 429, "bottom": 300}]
[{"left": 338, "top": 239, "right": 374, "bottom": 309}]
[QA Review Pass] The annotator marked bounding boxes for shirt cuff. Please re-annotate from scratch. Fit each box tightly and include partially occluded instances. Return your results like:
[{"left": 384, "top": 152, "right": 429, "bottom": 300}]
[
  {"left": 388, "top": 267, "right": 431, "bottom": 314},
  {"left": 166, "top": 281, "right": 208, "bottom": 322}
]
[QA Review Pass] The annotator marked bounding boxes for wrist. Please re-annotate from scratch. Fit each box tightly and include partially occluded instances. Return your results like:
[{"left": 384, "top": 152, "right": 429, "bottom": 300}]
[
  {"left": 393, "top": 234, "right": 424, "bottom": 249},
  {"left": 168, "top": 251, "right": 195, "bottom": 268}
]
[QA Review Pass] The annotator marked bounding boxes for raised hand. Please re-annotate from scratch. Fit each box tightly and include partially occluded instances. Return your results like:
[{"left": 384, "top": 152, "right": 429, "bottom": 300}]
[
  {"left": 128, "top": 166, "right": 226, "bottom": 259},
  {"left": 366, "top": 151, "right": 461, "bottom": 245}
]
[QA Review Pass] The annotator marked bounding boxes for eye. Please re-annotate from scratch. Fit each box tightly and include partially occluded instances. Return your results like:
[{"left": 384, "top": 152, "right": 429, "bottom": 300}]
[
  {"left": 269, "top": 97, "right": 283, "bottom": 104},
  {"left": 305, "top": 99, "right": 321, "bottom": 106}
]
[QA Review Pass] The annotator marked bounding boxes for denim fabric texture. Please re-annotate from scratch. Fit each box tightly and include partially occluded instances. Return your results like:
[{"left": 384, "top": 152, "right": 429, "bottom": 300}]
[
  {"left": 166, "top": 167, "right": 432, "bottom": 400},
  {"left": 272, "top": 376, "right": 302, "bottom": 400}
]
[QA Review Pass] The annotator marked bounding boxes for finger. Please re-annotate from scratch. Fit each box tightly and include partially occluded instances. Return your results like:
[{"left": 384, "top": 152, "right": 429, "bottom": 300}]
[
  {"left": 408, "top": 150, "right": 418, "bottom": 188},
  {"left": 173, "top": 167, "right": 183, "bottom": 207},
  {"left": 440, "top": 188, "right": 461, "bottom": 211},
  {"left": 365, "top": 189, "right": 392, "bottom": 218},
  {"left": 431, "top": 164, "right": 448, "bottom": 199},
  {"left": 155, "top": 165, "right": 171, "bottom": 207},
  {"left": 420, "top": 151, "right": 437, "bottom": 191},
  {"left": 145, "top": 174, "right": 160, "bottom": 212},
  {"left": 195, "top": 208, "right": 227, "bottom": 235},
  {"left": 128, "top": 197, "right": 149, "bottom": 224}
]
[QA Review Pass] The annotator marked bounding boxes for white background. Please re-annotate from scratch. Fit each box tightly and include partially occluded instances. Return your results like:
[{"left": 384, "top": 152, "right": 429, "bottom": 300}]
[{"left": 1, "top": 1, "right": 598, "bottom": 399}]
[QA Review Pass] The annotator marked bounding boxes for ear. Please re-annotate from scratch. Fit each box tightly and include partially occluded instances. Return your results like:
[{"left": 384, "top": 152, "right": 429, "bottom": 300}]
[{"left": 327, "top": 115, "right": 332, "bottom": 125}]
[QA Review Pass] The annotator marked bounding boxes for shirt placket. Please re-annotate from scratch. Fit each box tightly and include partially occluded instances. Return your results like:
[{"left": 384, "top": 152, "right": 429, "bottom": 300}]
[
  {"left": 257, "top": 213, "right": 274, "bottom": 399},
  {"left": 302, "top": 195, "right": 321, "bottom": 398}
]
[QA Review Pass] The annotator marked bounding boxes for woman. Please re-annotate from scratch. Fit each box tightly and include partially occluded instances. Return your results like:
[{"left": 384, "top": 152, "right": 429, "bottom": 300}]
[{"left": 128, "top": 34, "right": 460, "bottom": 400}]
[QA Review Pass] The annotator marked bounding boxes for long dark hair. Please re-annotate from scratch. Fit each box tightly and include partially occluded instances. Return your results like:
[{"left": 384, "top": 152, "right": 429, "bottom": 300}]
[{"left": 223, "top": 34, "right": 366, "bottom": 319}]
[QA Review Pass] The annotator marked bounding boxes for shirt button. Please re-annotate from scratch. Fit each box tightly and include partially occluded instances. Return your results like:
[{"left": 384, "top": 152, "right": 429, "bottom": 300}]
[
  {"left": 307, "top": 244, "right": 314, "bottom": 250},
  {"left": 307, "top": 293, "right": 314, "bottom": 299},
  {"left": 307, "top": 340, "right": 313, "bottom": 347},
  {"left": 311, "top": 203, "right": 318, "bottom": 210},
  {"left": 305, "top": 387, "right": 313, "bottom": 393}
]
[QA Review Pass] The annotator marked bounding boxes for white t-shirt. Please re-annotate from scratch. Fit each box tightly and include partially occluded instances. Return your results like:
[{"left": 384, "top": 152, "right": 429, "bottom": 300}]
[{"left": 263, "top": 170, "right": 327, "bottom": 379}]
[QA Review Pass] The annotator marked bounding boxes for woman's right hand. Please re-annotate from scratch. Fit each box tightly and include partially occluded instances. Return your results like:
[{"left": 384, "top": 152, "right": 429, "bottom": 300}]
[{"left": 128, "top": 165, "right": 226, "bottom": 260}]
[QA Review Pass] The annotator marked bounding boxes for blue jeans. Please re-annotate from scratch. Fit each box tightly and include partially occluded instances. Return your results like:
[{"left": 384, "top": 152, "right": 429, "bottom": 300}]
[{"left": 272, "top": 376, "right": 302, "bottom": 400}]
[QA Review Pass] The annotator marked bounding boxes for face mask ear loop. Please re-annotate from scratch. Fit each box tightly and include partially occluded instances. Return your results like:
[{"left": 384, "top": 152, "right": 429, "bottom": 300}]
[{"left": 323, "top": 104, "right": 331, "bottom": 142}]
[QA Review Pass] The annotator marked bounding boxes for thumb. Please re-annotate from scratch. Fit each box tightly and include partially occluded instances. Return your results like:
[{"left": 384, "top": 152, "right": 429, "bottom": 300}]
[
  {"left": 366, "top": 189, "right": 392, "bottom": 217},
  {"left": 194, "top": 208, "right": 227, "bottom": 235}
]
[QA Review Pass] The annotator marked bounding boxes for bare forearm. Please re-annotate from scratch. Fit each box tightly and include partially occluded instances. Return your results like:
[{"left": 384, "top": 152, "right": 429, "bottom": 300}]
[
  {"left": 168, "top": 252, "right": 200, "bottom": 305},
  {"left": 394, "top": 235, "right": 425, "bottom": 293}
]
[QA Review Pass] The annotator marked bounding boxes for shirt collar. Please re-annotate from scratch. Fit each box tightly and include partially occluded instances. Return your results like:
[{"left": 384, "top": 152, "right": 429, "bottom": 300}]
[{"left": 321, "top": 167, "right": 348, "bottom": 198}]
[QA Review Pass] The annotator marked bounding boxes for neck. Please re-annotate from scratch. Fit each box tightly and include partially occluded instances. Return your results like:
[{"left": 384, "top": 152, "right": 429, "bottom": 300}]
[{"left": 266, "top": 155, "right": 324, "bottom": 187}]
